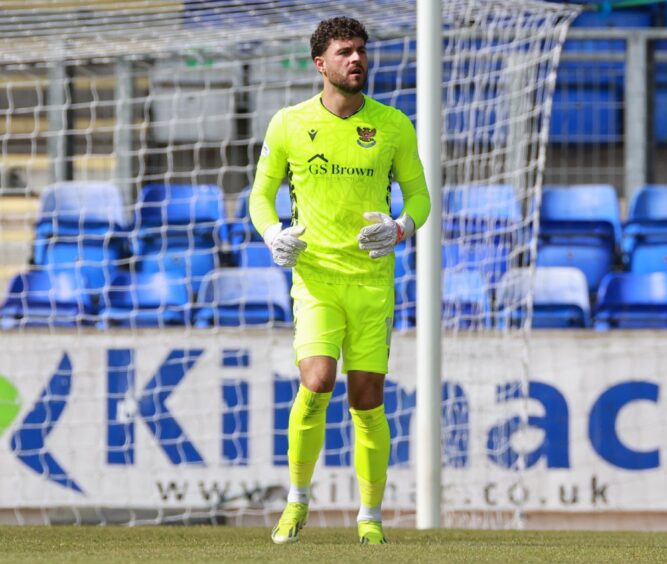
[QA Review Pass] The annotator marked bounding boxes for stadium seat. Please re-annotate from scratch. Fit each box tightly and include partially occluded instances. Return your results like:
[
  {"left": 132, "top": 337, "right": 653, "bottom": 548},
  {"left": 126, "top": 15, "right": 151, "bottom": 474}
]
[
  {"left": 442, "top": 269, "right": 492, "bottom": 330},
  {"left": 32, "top": 181, "right": 130, "bottom": 290},
  {"left": 134, "top": 239, "right": 218, "bottom": 296},
  {"left": 97, "top": 271, "right": 191, "bottom": 328},
  {"left": 594, "top": 271, "right": 667, "bottom": 329},
  {"left": 0, "top": 269, "right": 95, "bottom": 329},
  {"left": 136, "top": 182, "right": 225, "bottom": 229},
  {"left": 623, "top": 185, "right": 667, "bottom": 270},
  {"left": 394, "top": 266, "right": 492, "bottom": 330},
  {"left": 539, "top": 184, "right": 621, "bottom": 243},
  {"left": 536, "top": 244, "right": 614, "bottom": 294},
  {"left": 442, "top": 184, "right": 522, "bottom": 285},
  {"left": 442, "top": 240, "right": 513, "bottom": 286},
  {"left": 537, "top": 184, "right": 621, "bottom": 291},
  {"left": 133, "top": 183, "right": 226, "bottom": 294},
  {"left": 193, "top": 267, "right": 292, "bottom": 327},
  {"left": 496, "top": 267, "right": 591, "bottom": 329},
  {"left": 629, "top": 244, "right": 667, "bottom": 274},
  {"left": 444, "top": 184, "right": 521, "bottom": 235}
]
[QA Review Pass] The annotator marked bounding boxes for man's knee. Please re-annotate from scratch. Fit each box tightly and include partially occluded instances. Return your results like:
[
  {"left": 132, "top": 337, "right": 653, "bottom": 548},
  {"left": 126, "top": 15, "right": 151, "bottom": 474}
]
[
  {"left": 299, "top": 356, "right": 337, "bottom": 393},
  {"left": 347, "top": 371, "right": 385, "bottom": 410}
]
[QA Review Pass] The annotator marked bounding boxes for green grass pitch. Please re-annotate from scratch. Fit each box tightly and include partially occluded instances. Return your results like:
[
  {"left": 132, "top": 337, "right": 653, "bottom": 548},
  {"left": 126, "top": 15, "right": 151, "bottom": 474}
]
[{"left": 1, "top": 526, "right": 667, "bottom": 563}]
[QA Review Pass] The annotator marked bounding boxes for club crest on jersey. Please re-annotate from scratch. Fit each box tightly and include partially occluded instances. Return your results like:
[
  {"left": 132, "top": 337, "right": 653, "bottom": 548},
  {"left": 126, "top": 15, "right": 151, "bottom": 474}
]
[{"left": 356, "top": 126, "right": 377, "bottom": 148}]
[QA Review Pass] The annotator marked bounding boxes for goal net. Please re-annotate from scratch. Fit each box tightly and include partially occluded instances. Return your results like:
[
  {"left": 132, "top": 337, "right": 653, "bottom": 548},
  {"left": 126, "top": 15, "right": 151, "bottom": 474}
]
[{"left": 0, "top": 0, "right": 579, "bottom": 527}]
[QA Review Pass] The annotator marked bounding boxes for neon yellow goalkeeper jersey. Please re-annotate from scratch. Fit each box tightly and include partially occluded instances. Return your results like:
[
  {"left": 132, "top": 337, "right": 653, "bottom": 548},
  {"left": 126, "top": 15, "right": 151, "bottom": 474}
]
[{"left": 250, "top": 94, "right": 429, "bottom": 286}]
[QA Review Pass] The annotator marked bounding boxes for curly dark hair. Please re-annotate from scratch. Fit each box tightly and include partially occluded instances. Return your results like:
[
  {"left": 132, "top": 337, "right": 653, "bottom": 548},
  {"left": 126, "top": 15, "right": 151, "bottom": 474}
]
[{"left": 310, "top": 17, "right": 368, "bottom": 60}]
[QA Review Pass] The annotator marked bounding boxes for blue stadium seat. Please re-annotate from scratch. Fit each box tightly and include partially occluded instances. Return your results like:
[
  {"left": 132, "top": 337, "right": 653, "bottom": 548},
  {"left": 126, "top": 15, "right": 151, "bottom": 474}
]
[
  {"left": 394, "top": 266, "right": 492, "bottom": 330},
  {"left": 442, "top": 269, "right": 491, "bottom": 330},
  {"left": 444, "top": 183, "right": 521, "bottom": 235},
  {"left": 629, "top": 244, "right": 667, "bottom": 274},
  {"left": 97, "top": 271, "right": 191, "bottom": 328},
  {"left": 443, "top": 184, "right": 521, "bottom": 284},
  {"left": 594, "top": 272, "right": 667, "bottom": 329},
  {"left": 540, "top": 184, "right": 621, "bottom": 242},
  {"left": 0, "top": 269, "right": 95, "bottom": 329},
  {"left": 134, "top": 237, "right": 218, "bottom": 295},
  {"left": 623, "top": 185, "right": 667, "bottom": 269},
  {"left": 442, "top": 239, "right": 513, "bottom": 286},
  {"left": 497, "top": 267, "right": 591, "bottom": 329},
  {"left": 536, "top": 244, "right": 613, "bottom": 294},
  {"left": 33, "top": 181, "right": 129, "bottom": 290},
  {"left": 193, "top": 267, "right": 292, "bottom": 327},
  {"left": 133, "top": 183, "right": 226, "bottom": 293},
  {"left": 136, "top": 183, "right": 225, "bottom": 229},
  {"left": 35, "top": 180, "right": 126, "bottom": 232},
  {"left": 625, "top": 184, "right": 667, "bottom": 229},
  {"left": 537, "top": 184, "right": 620, "bottom": 291}
]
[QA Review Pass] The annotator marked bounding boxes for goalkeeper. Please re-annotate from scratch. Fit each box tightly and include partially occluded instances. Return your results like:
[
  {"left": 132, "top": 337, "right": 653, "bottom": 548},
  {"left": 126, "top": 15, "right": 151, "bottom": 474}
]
[{"left": 249, "top": 16, "right": 430, "bottom": 546}]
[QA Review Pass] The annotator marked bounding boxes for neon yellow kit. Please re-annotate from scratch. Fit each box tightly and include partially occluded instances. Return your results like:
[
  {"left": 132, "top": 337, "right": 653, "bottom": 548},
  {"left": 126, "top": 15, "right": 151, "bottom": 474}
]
[{"left": 250, "top": 93, "right": 430, "bottom": 371}]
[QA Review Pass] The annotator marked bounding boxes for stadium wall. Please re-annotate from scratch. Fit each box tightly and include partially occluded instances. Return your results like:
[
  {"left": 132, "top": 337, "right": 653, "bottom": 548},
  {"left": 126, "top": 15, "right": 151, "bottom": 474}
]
[{"left": 1, "top": 330, "right": 666, "bottom": 529}]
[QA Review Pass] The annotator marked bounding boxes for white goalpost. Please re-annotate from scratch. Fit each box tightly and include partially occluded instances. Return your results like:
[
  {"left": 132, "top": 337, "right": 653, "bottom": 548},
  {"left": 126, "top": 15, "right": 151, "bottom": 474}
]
[{"left": 0, "top": 0, "right": 580, "bottom": 528}]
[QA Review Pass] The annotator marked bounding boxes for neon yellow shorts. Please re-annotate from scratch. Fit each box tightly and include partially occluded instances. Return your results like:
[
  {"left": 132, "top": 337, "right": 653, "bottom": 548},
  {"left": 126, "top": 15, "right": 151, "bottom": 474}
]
[{"left": 291, "top": 276, "right": 394, "bottom": 374}]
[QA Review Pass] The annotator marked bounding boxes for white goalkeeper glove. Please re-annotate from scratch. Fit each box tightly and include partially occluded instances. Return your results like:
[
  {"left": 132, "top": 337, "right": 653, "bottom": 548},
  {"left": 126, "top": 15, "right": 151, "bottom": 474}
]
[
  {"left": 357, "top": 212, "right": 415, "bottom": 259},
  {"left": 263, "top": 223, "right": 307, "bottom": 267}
]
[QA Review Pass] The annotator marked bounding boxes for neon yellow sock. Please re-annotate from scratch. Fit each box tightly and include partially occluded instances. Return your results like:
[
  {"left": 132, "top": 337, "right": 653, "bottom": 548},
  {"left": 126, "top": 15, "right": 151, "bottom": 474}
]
[
  {"left": 288, "top": 385, "right": 332, "bottom": 489},
  {"left": 350, "top": 404, "right": 390, "bottom": 509}
]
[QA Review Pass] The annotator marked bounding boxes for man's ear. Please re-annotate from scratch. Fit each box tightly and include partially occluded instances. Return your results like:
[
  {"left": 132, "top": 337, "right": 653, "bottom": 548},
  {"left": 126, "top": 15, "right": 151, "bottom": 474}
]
[{"left": 314, "top": 56, "right": 325, "bottom": 74}]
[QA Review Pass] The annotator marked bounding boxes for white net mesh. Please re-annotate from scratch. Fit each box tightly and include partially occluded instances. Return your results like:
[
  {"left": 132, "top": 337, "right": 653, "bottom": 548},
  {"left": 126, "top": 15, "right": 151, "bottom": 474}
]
[{"left": 0, "top": 0, "right": 580, "bottom": 527}]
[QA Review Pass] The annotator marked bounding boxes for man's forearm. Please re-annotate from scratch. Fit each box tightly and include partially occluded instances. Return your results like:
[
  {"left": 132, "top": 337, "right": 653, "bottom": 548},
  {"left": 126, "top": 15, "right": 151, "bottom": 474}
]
[
  {"left": 400, "top": 173, "right": 431, "bottom": 230},
  {"left": 249, "top": 174, "right": 283, "bottom": 237}
]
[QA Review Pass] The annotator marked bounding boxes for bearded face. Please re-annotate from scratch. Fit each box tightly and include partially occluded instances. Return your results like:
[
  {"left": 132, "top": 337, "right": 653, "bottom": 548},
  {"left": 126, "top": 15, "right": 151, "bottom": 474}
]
[{"left": 316, "top": 37, "right": 368, "bottom": 95}]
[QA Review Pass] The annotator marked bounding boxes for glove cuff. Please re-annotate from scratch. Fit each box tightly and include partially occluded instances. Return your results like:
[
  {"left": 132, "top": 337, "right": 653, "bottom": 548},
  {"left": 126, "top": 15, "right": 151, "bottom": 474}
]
[
  {"left": 395, "top": 214, "right": 415, "bottom": 243},
  {"left": 262, "top": 222, "right": 283, "bottom": 247}
]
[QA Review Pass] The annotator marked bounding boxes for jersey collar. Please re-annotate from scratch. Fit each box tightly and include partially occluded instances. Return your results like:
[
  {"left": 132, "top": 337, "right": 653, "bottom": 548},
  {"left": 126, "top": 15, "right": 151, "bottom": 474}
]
[{"left": 319, "top": 94, "right": 366, "bottom": 119}]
